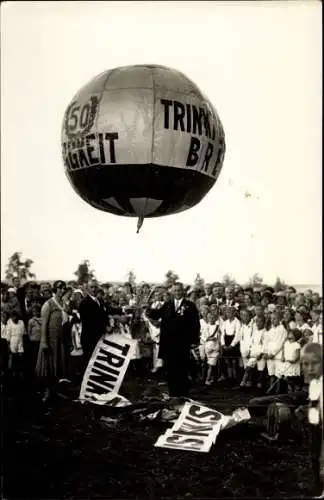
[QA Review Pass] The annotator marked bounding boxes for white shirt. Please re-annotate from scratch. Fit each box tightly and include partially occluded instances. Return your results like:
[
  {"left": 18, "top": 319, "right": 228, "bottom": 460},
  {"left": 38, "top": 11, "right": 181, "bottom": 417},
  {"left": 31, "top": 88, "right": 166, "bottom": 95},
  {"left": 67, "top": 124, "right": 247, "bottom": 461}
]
[
  {"left": 6, "top": 319, "right": 25, "bottom": 340},
  {"left": 263, "top": 324, "right": 287, "bottom": 359},
  {"left": 250, "top": 327, "right": 265, "bottom": 358},
  {"left": 239, "top": 321, "right": 254, "bottom": 355},
  {"left": 220, "top": 317, "right": 241, "bottom": 346},
  {"left": 200, "top": 319, "right": 219, "bottom": 344},
  {"left": 89, "top": 294, "right": 100, "bottom": 306},
  {"left": 174, "top": 298, "right": 183, "bottom": 311},
  {"left": 312, "top": 323, "right": 323, "bottom": 344},
  {"left": 283, "top": 340, "right": 301, "bottom": 363},
  {"left": 296, "top": 322, "right": 310, "bottom": 332}
]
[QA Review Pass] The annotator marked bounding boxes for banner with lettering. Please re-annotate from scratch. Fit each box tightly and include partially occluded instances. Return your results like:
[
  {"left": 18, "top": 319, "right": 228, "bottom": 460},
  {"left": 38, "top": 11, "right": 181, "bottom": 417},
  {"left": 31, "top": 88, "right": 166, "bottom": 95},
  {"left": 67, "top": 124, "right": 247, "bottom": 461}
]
[
  {"left": 79, "top": 333, "right": 137, "bottom": 402},
  {"left": 154, "top": 402, "right": 228, "bottom": 453}
]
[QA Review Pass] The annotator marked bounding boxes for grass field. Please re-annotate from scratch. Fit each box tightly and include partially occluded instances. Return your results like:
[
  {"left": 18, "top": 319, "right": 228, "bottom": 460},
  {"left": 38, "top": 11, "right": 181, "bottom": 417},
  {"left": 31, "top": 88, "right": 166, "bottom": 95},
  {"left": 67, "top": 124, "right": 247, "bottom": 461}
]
[{"left": 3, "top": 374, "right": 316, "bottom": 499}]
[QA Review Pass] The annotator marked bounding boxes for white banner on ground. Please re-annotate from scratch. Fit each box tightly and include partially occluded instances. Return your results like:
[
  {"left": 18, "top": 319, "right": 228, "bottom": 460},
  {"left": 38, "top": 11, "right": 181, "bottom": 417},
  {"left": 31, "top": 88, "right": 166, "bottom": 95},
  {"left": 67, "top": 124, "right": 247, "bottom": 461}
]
[
  {"left": 154, "top": 402, "right": 227, "bottom": 453},
  {"left": 79, "top": 333, "right": 137, "bottom": 402},
  {"left": 154, "top": 428, "right": 214, "bottom": 453}
]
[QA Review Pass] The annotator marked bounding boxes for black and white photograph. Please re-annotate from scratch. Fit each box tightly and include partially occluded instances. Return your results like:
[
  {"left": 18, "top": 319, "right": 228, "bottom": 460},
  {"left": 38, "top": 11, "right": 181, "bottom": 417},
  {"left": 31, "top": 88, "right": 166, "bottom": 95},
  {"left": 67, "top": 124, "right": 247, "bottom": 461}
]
[{"left": 1, "top": 1, "right": 323, "bottom": 498}]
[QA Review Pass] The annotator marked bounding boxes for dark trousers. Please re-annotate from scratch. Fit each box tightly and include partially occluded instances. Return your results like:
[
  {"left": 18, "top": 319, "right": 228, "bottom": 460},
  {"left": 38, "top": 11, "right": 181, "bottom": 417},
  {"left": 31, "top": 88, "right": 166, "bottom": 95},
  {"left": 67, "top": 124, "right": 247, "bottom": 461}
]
[
  {"left": 26, "top": 341, "right": 40, "bottom": 385},
  {"left": 164, "top": 353, "right": 190, "bottom": 397},
  {"left": 0, "top": 339, "right": 9, "bottom": 374},
  {"left": 81, "top": 341, "right": 97, "bottom": 373},
  {"left": 310, "top": 425, "right": 323, "bottom": 495}
]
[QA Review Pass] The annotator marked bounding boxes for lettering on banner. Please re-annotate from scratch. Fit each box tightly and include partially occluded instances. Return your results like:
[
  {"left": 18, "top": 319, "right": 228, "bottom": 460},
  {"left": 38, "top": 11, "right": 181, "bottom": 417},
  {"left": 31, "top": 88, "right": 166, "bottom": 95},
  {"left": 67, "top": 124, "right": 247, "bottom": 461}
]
[
  {"left": 80, "top": 334, "right": 134, "bottom": 401},
  {"left": 155, "top": 402, "right": 224, "bottom": 453}
]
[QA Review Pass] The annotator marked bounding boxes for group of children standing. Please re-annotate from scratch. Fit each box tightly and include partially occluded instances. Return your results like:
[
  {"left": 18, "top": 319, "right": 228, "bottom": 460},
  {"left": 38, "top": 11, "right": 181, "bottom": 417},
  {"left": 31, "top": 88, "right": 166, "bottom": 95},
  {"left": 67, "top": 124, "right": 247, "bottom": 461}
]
[
  {"left": 1, "top": 306, "right": 42, "bottom": 380},
  {"left": 198, "top": 304, "right": 322, "bottom": 394}
]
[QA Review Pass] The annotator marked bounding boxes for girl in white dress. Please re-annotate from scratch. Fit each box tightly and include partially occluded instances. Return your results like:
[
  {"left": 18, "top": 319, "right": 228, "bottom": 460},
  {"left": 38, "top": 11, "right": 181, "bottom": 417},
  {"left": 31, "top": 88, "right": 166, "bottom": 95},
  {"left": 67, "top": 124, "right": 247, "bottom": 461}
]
[
  {"left": 248, "top": 315, "right": 266, "bottom": 389},
  {"left": 6, "top": 310, "right": 25, "bottom": 378},
  {"left": 262, "top": 310, "right": 287, "bottom": 393},
  {"left": 200, "top": 311, "right": 221, "bottom": 385},
  {"left": 281, "top": 329, "right": 301, "bottom": 392},
  {"left": 238, "top": 309, "right": 254, "bottom": 371}
]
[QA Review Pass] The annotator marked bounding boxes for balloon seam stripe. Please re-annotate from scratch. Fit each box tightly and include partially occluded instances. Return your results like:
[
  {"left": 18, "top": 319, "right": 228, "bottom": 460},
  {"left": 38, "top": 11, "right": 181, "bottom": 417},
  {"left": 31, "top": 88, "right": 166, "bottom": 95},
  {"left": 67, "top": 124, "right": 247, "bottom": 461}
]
[
  {"left": 150, "top": 67, "right": 156, "bottom": 165},
  {"left": 100, "top": 88, "right": 199, "bottom": 97}
]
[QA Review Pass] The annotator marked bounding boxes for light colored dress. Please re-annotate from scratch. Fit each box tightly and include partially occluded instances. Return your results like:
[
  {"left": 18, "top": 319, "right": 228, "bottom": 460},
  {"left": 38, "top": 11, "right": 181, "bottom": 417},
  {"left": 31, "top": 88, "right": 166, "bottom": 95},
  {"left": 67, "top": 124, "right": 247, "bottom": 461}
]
[
  {"left": 36, "top": 297, "right": 68, "bottom": 379},
  {"left": 6, "top": 319, "right": 25, "bottom": 354},
  {"left": 281, "top": 340, "right": 301, "bottom": 377},
  {"left": 247, "top": 327, "right": 266, "bottom": 371},
  {"left": 239, "top": 321, "right": 254, "bottom": 369}
]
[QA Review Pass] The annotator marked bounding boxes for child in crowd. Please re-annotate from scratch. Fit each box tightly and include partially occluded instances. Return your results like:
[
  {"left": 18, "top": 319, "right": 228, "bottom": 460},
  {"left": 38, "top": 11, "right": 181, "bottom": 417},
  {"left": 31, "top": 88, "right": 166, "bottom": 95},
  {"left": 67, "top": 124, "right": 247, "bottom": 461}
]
[
  {"left": 248, "top": 315, "right": 266, "bottom": 389},
  {"left": 143, "top": 302, "right": 163, "bottom": 374},
  {"left": 311, "top": 309, "right": 323, "bottom": 345},
  {"left": 1, "top": 311, "right": 9, "bottom": 375},
  {"left": 1, "top": 310, "right": 9, "bottom": 337},
  {"left": 262, "top": 310, "right": 287, "bottom": 394},
  {"left": 281, "top": 328, "right": 301, "bottom": 393},
  {"left": 301, "top": 343, "right": 323, "bottom": 497},
  {"left": 200, "top": 305, "right": 209, "bottom": 324},
  {"left": 6, "top": 310, "right": 25, "bottom": 378},
  {"left": 27, "top": 305, "right": 42, "bottom": 381},
  {"left": 70, "top": 309, "right": 83, "bottom": 356},
  {"left": 220, "top": 306, "right": 241, "bottom": 382},
  {"left": 252, "top": 305, "right": 265, "bottom": 324},
  {"left": 238, "top": 309, "right": 254, "bottom": 387},
  {"left": 281, "top": 308, "right": 295, "bottom": 330},
  {"left": 199, "top": 311, "right": 220, "bottom": 385},
  {"left": 295, "top": 310, "right": 311, "bottom": 336}
]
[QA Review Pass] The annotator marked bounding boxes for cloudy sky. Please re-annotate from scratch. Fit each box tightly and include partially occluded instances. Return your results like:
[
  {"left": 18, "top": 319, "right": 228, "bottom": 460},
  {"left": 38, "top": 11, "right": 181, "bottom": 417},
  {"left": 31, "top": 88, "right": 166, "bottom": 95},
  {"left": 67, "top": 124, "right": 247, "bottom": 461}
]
[{"left": 1, "top": 1, "right": 322, "bottom": 285}]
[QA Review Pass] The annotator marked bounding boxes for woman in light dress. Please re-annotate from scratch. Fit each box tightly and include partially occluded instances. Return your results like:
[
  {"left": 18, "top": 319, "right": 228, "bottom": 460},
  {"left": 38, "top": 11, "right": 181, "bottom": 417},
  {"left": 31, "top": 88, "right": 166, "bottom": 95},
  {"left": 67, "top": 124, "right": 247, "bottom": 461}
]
[{"left": 36, "top": 280, "right": 70, "bottom": 402}]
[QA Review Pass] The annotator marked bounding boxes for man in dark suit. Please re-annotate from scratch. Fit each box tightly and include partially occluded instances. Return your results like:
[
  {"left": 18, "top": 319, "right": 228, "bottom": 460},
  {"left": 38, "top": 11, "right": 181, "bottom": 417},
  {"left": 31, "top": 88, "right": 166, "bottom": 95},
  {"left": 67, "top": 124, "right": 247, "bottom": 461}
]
[
  {"left": 79, "top": 280, "right": 108, "bottom": 367},
  {"left": 146, "top": 282, "right": 200, "bottom": 398},
  {"left": 79, "top": 280, "right": 124, "bottom": 369}
]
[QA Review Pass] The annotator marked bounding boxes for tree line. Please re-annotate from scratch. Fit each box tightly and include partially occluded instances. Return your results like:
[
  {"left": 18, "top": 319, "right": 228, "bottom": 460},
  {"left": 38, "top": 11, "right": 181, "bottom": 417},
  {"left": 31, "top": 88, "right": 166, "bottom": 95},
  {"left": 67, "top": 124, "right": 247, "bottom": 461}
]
[{"left": 2, "top": 251, "right": 288, "bottom": 292}]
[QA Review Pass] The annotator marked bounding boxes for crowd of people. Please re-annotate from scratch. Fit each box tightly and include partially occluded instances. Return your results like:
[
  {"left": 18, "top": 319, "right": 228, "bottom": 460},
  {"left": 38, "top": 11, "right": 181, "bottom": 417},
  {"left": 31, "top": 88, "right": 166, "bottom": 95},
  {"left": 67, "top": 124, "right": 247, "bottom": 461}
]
[
  {"left": 1, "top": 277, "right": 323, "bottom": 495},
  {"left": 1, "top": 278, "right": 322, "bottom": 396}
]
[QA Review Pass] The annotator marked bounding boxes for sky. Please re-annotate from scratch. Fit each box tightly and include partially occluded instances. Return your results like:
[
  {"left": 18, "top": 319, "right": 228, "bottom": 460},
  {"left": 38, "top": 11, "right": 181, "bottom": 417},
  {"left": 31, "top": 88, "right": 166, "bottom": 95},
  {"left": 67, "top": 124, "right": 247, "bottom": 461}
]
[{"left": 1, "top": 1, "right": 322, "bottom": 286}]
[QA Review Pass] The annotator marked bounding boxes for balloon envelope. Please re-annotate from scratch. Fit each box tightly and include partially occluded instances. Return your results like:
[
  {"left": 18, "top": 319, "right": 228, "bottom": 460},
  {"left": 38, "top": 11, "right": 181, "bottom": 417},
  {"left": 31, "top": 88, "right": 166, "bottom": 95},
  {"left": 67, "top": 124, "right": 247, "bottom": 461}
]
[{"left": 61, "top": 65, "right": 226, "bottom": 226}]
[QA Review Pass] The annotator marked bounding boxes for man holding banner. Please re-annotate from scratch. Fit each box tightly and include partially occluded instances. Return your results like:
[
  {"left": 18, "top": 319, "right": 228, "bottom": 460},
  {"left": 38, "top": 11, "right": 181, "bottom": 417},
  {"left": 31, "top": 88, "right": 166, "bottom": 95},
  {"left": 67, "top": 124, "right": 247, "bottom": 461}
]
[{"left": 146, "top": 282, "right": 200, "bottom": 398}]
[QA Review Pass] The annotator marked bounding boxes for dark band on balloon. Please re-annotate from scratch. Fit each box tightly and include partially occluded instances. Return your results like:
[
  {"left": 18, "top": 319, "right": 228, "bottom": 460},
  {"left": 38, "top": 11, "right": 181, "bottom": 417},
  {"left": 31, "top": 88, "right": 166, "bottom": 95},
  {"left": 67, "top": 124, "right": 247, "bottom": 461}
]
[{"left": 66, "top": 163, "right": 215, "bottom": 218}]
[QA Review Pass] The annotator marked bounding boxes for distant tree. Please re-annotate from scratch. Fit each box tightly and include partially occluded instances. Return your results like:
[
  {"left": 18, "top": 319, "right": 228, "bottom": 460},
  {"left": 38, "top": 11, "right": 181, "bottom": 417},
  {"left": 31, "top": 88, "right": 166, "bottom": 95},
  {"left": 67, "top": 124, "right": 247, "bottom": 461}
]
[
  {"left": 5, "top": 252, "right": 36, "bottom": 286},
  {"left": 221, "top": 274, "right": 237, "bottom": 288},
  {"left": 247, "top": 273, "right": 264, "bottom": 288},
  {"left": 164, "top": 270, "right": 179, "bottom": 289},
  {"left": 74, "top": 260, "right": 96, "bottom": 285},
  {"left": 194, "top": 273, "right": 205, "bottom": 290},
  {"left": 126, "top": 270, "right": 137, "bottom": 289},
  {"left": 273, "top": 276, "right": 287, "bottom": 293}
]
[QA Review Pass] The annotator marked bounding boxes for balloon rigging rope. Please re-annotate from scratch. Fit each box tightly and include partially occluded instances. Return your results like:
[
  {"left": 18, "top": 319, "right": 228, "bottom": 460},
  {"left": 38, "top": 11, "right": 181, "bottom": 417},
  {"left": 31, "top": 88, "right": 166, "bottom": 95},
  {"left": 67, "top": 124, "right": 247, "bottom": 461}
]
[{"left": 136, "top": 197, "right": 149, "bottom": 234}]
